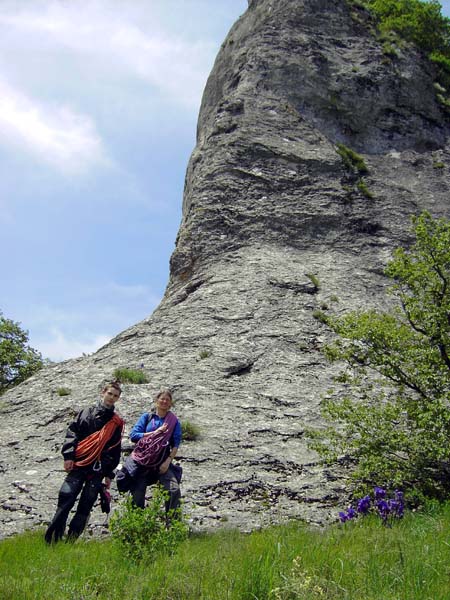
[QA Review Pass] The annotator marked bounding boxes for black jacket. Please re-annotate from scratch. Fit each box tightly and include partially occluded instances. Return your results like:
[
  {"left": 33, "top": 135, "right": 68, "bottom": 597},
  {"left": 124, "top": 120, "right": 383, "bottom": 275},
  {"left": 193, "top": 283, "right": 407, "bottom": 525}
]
[{"left": 62, "top": 402, "right": 122, "bottom": 478}]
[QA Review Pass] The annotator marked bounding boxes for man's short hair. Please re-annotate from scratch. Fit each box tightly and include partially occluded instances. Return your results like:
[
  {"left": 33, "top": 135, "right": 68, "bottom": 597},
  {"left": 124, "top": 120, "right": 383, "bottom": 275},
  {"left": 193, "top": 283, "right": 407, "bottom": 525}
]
[{"left": 104, "top": 381, "right": 122, "bottom": 395}]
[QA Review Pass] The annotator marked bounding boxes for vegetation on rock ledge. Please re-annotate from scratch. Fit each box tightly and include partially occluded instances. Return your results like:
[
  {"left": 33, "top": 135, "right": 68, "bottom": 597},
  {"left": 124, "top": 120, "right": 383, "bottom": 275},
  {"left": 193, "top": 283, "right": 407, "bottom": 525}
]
[
  {"left": 350, "top": 0, "right": 450, "bottom": 99},
  {"left": 112, "top": 367, "right": 149, "bottom": 384}
]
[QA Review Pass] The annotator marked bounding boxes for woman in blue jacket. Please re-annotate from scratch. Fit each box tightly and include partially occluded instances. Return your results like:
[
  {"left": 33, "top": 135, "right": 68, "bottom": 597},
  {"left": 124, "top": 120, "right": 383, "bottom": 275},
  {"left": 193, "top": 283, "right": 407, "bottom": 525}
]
[{"left": 128, "top": 388, "right": 182, "bottom": 515}]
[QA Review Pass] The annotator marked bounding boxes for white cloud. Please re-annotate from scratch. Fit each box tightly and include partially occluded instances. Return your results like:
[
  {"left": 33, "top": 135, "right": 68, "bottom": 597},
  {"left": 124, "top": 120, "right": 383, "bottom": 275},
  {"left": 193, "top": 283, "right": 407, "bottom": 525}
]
[
  {"left": 0, "top": 1, "right": 215, "bottom": 110},
  {"left": 36, "top": 328, "right": 111, "bottom": 361},
  {"left": 0, "top": 79, "right": 109, "bottom": 174}
]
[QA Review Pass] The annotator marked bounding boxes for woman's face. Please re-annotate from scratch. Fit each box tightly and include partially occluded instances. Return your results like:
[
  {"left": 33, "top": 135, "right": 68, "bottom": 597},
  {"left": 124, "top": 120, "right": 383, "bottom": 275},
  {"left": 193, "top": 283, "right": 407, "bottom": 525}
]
[{"left": 156, "top": 393, "right": 172, "bottom": 412}]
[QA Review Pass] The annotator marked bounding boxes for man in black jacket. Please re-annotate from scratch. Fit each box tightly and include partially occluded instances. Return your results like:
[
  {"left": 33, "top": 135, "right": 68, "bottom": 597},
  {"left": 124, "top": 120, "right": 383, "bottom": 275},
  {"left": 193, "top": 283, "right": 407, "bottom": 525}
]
[{"left": 44, "top": 382, "right": 123, "bottom": 543}]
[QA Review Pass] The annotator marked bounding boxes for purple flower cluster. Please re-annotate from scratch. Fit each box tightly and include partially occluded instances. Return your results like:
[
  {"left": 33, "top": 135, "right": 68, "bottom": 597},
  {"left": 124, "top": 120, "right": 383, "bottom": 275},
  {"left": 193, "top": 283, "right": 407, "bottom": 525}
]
[{"left": 339, "top": 488, "right": 404, "bottom": 525}]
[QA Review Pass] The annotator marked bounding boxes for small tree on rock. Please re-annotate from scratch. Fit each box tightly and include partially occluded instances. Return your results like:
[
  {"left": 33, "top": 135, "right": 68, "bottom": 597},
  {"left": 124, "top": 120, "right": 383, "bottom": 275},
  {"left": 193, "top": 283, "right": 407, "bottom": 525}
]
[
  {"left": 308, "top": 212, "right": 450, "bottom": 501},
  {"left": 0, "top": 312, "right": 43, "bottom": 394}
]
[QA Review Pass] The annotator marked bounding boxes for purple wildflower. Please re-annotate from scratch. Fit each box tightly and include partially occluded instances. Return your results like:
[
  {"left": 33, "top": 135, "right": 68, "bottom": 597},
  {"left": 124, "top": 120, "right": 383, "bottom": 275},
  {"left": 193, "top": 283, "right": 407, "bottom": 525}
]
[
  {"left": 376, "top": 499, "right": 390, "bottom": 521},
  {"left": 339, "top": 506, "right": 357, "bottom": 523},
  {"left": 357, "top": 495, "right": 371, "bottom": 515},
  {"left": 374, "top": 487, "right": 386, "bottom": 499},
  {"left": 346, "top": 507, "right": 357, "bottom": 520},
  {"left": 389, "top": 497, "right": 404, "bottom": 519},
  {"left": 339, "top": 487, "right": 405, "bottom": 525}
]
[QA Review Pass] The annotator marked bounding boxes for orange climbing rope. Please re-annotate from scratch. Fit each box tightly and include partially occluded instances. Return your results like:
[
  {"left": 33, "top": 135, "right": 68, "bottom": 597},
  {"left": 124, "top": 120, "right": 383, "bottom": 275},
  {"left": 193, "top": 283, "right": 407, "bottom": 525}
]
[{"left": 74, "top": 413, "right": 124, "bottom": 468}]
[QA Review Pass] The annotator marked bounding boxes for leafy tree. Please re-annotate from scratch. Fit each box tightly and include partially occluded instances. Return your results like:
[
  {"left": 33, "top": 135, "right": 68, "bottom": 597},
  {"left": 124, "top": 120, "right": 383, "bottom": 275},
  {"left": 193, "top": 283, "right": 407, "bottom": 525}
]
[
  {"left": 365, "top": 0, "right": 450, "bottom": 55},
  {"left": 0, "top": 312, "right": 43, "bottom": 394},
  {"left": 308, "top": 212, "right": 450, "bottom": 501}
]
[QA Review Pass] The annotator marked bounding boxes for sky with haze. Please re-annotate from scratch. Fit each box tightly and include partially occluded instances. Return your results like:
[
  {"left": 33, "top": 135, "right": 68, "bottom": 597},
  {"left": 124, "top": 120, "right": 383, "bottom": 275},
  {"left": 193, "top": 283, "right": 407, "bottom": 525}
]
[
  {"left": 1, "top": 0, "right": 247, "bottom": 361},
  {"left": 1, "top": 0, "right": 449, "bottom": 362}
]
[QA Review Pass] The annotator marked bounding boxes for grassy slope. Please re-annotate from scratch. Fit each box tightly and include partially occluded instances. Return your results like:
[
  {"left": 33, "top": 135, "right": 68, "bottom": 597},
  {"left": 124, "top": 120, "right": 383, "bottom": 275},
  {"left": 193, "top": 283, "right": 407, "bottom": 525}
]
[{"left": 1, "top": 503, "right": 449, "bottom": 599}]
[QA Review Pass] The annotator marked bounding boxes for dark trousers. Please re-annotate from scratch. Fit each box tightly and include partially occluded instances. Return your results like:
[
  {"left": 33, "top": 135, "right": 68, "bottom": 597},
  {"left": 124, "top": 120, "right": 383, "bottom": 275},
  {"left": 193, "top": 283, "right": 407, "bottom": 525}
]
[
  {"left": 130, "top": 465, "right": 181, "bottom": 513},
  {"left": 45, "top": 469, "right": 103, "bottom": 543}
]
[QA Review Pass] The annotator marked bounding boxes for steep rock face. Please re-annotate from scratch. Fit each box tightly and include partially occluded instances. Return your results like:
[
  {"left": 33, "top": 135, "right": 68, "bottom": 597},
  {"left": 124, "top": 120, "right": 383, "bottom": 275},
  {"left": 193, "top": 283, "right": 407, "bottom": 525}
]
[{"left": 1, "top": 0, "right": 450, "bottom": 537}]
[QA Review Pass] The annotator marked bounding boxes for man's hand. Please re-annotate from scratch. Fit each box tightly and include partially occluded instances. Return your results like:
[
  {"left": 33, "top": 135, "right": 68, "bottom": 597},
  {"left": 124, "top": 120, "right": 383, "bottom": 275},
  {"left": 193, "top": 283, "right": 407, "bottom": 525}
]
[{"left": 64, "top": 460, "right": 74, "bottom": 472}]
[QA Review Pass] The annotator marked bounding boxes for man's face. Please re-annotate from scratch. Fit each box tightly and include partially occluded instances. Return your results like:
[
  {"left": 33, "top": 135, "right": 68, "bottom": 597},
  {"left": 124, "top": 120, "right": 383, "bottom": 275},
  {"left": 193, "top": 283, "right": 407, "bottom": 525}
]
[{"left": 102, "top": 386, "right": 121, "bottom": 408}]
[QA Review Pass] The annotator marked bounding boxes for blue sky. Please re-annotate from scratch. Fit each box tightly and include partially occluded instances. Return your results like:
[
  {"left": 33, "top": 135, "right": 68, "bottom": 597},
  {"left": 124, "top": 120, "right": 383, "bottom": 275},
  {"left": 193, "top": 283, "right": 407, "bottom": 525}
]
[
  {"left": 2, "top": 0, "right": 450, "bottom": 362},
  {"left": 0, "top": 0, "right": 248, "bottom": 361}
]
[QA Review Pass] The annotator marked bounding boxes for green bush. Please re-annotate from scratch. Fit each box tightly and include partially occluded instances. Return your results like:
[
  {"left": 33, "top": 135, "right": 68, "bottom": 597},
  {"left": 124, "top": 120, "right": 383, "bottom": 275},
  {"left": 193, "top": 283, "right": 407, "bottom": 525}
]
[
  {"left": 305, "top": 272, "right": 320, "bottom": 291},
  {"left": 382, "top": 40, "right": 399, "bottom": 57},
  {"left": 181, "top": 421, "right": 200, "bottom": 441},
  {"left": 357, "top": 178, "right": 375, "bottom": 198},
  {"left": 336, "top": 143, "right": 369, "bottom": 175},
  {"left": 436, "top": 92, "right": 450, "bottom": 109},
  {"left": 110, "top": 489, "right": 188, "bottom": 561},
  {"left": 364, "top": 0, "right": 450, "bottom": 56},
  {"left": 430, "top": 50, "right": 450, "bottom": 88},
  {"left": 56, "top": 387, "right": 71, "bottom": 396},
  {"left": 307, "top": 212, "right": 450, "bottom": 501},
  {"left": 112, "top": 367, "right": 149, "bottom": 384},
  {"left": 312, "top": 310, "right": 329, "bottom": 325}
]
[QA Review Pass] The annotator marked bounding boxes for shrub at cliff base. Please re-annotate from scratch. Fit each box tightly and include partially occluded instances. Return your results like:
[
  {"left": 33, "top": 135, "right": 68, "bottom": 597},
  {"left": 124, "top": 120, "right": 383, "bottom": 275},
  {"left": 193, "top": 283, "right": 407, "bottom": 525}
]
[
  {"left": 110, "top": 488, "right": 188, "bottom": 561},
  {"left": 308, "top": 212, "right": 450, "bottom": 502}
]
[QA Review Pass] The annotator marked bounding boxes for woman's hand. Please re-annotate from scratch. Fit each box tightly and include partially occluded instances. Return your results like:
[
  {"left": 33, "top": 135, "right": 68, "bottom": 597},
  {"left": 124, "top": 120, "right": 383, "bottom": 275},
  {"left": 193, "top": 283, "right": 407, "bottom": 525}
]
[
  {"left": 143, "top": 423, "right": 168, "bottom": 438},
  {"left": 159, "top": 457, "right": 171, "bottom": 474}
]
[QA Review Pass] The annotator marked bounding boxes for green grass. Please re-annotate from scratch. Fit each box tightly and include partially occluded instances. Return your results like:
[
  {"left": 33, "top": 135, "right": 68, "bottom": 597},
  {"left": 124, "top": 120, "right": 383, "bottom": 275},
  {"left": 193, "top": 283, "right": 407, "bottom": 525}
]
[
  {"left": 356, "top": 178, "right": 375, "bottom": 199},
  {"left": 112, "top": 367, "right": 149, "bottom": 384},
  {"left": 2, "top": 503, "right": 450, "bottom": 599},
  {"left": 305, "top": 273, "right": 320, "bottom": 291},
  {"left": 312, "top": 309, "right": 329, "bottom": 325}
]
